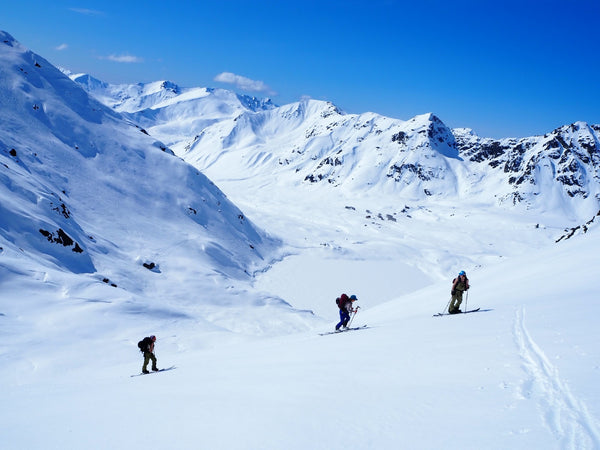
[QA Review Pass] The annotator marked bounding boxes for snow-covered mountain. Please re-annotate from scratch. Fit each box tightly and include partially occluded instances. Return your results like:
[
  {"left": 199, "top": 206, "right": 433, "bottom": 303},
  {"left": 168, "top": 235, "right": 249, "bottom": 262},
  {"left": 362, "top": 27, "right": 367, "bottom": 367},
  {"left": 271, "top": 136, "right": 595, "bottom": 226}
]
[
  {"left": 74, "top": 74, "right": 600, "bottom": 222},
  {"left": 185, "top": 106, "right": 600, "bottom": 218},
  {"left": 0, "top": 30, "right": 309, "bottom": 331},
  {"left": 68, "top": 71, "right": 276, "bottom": 149},
  {"left": 4, "top": 30, "right": 600, "bottom": 450},
  {"left": 455, "top": 122, "right": 600, "bottom": 210}
]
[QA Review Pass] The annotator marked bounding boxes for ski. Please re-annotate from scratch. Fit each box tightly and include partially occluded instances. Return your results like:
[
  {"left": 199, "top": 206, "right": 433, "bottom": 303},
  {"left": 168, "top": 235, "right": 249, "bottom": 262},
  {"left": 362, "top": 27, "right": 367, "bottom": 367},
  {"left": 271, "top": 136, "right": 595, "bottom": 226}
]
[
  {"left": 130, "top": 365, "right": 176, "bottom": 377},
  {"left": 319, "top": 325, "right": 368, "bottom": 336},
  {"left": 433, "top": 308, "right": 480, "bottom": 317}
]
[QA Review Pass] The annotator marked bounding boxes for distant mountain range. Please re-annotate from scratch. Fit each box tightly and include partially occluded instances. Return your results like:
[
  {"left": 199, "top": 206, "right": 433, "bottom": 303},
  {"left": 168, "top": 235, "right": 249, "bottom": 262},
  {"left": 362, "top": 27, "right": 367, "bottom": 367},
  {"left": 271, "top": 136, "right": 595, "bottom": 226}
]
[
  {"left": 2, "top": 26, "right": 598, "bottom": 287},
  {"left": 70, "top": 72, "right": 600, "bottom": 221}
]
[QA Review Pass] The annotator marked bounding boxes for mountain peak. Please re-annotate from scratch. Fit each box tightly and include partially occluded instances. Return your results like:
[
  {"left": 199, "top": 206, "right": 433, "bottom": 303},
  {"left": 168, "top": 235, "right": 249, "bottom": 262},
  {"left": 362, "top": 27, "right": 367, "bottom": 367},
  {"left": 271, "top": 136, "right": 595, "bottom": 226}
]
[
  {"left": 69, "top": 72, "right": 108, "bottom": 91},
  {"left": 0, "top": 30, "right": 17, "bottom": 46},
  {"left": 58, "top": 49, "right": 600, "bottom": 219},
  {"left": 0, "top": 31, "right": 275, "bottom": 278}
]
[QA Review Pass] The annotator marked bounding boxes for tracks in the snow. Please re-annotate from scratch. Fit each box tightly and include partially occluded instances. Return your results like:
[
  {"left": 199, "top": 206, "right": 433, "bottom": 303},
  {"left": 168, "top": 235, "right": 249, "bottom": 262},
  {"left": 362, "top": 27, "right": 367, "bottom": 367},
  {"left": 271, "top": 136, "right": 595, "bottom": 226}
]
[{"left": 513, "top": 306, "right": 600, "bottom": 449}]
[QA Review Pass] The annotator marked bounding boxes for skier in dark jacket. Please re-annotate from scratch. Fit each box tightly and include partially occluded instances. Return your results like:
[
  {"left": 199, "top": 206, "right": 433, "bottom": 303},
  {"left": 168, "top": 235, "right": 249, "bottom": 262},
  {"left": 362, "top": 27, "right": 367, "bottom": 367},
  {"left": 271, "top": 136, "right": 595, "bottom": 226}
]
[
  {"left": 139, "top": 335, "right": 159, "bottom": 374},
  {"left": 335, "top": 294, "right": 358, "bottom": 331},
  {"left": 449, "top": 271, "right": 469, "bottom": 314}
]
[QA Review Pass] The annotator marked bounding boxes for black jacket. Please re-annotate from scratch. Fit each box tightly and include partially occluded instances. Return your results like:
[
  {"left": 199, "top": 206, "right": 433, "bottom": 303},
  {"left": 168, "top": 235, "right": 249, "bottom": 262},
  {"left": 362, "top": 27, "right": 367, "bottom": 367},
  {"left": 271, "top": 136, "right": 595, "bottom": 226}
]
[{"left": 140, "top": 337, "right": 154, "bottom": 353}]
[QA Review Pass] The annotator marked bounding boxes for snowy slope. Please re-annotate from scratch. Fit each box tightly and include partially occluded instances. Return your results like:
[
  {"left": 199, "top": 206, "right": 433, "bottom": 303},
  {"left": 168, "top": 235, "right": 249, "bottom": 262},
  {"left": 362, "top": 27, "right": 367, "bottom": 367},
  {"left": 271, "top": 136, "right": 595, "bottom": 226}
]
[
  {"left": 2, "top": 215, "right": 599, "bottom": 450},
  {"left": 0, "top": 30, "right": 309, "bottom": 334},
  {"left": 2, "top": 30, "right": 600, "bottom": 450}
]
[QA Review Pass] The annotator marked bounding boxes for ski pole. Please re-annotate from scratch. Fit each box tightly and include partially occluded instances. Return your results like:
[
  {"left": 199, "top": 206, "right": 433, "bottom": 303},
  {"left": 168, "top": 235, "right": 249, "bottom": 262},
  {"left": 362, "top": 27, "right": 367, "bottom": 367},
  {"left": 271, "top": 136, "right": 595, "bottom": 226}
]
[
  {"left": 441, "top": 297, "right": 452, "bottom": 315},
  {"left": 465, "top": 290, "right": 469, "bottom": 313},
  {"left": 348, "top": 306, "right": 360, "bottom": 328}
]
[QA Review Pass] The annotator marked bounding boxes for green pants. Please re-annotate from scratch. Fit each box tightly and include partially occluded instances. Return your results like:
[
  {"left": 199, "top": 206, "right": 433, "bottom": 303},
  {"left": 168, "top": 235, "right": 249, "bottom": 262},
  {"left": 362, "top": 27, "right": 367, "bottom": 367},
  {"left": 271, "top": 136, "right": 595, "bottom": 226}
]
[
  {"left": 449, "top": 290, "right": 464, "bottom": 312},
  {"left": 143, "top": 351, "right": 157, "bottom": 372}
]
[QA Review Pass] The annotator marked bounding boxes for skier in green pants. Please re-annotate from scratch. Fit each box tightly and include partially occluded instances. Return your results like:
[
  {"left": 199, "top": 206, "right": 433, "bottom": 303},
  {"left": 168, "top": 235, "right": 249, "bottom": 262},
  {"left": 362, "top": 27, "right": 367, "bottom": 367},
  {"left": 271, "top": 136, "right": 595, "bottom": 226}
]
[
  {"left": 449, "top": 271, "right": 469, "bottom": 314},
  {"left": 138, "top": 335, "right": 159, "bottom": 374}
]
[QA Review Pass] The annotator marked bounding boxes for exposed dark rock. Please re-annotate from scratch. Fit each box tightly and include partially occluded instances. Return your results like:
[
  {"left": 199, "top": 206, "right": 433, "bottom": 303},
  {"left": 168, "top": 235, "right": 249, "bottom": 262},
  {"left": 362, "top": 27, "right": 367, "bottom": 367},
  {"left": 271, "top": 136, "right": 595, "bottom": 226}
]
[
  {"left": 387, "top": 163, "right": 434, "bottom": 182},
  {"left": 304, "top": 173, "right": 325, "bottom": 183},
  {"left": 391, "top": 131, "right": 407, "bottom": 145},
  {"left": 56, "top": 228, "right": 74, "bottom": 246},
  {"left": 51, "top": 202, "right": 71, "bottom": 219},
  {"left": 317, "top": 156, "right": 342, "bottom": 168},
  {"left": 102, "top": 277, "right": 118, "bottom": 288},
  {"left": 39, "top": 228, "right": 84, "bottom": 253}
]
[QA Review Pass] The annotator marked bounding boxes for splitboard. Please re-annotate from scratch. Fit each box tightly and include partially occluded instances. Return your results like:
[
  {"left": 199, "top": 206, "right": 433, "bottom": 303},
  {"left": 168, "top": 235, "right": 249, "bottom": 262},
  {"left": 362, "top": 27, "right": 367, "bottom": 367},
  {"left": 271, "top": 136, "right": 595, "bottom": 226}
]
[
  {"left": 433, "top": 308, "right": 480, "bottom": 317},
  {"left": 131, "top": 365, "right": 176, "bottom": 377},
  {"left": 319, "top": 325, "right": 369, "bottom": 336}
]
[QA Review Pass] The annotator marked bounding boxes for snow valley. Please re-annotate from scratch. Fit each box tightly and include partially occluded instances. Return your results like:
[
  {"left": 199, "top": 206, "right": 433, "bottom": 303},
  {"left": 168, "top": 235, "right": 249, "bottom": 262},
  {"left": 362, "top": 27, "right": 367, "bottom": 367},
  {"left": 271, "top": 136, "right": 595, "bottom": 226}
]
[{"left": 1, "top": 30, "right": 600, "bottom": 449}]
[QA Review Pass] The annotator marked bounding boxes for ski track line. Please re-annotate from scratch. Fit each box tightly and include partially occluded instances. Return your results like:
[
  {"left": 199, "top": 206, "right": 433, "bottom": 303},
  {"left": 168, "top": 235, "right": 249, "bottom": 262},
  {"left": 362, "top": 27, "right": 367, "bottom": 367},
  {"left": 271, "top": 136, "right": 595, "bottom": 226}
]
[{"left": 513, "top": 306, "right": 600, "bottom": 449}]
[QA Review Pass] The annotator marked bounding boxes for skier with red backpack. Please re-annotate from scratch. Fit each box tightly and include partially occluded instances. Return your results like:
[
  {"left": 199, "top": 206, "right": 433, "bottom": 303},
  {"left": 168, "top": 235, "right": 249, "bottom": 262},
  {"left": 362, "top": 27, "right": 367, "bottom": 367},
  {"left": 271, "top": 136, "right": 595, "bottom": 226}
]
[{"left": 335, "top": 294, "right": 358, "bottom": 331}]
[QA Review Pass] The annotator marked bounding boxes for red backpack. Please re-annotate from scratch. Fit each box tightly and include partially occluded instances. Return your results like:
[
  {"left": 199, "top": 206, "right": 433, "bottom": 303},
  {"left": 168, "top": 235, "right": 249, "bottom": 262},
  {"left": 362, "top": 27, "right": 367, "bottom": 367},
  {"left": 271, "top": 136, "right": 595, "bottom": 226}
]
[{"left": 336, "top": 294, "right": 349, "bottom": 308}]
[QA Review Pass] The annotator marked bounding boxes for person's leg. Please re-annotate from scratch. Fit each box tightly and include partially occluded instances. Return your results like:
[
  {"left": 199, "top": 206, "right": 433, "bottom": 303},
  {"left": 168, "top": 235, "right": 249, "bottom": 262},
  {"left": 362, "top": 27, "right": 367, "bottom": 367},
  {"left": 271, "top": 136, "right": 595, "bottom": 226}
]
[
  {"left": 449, "top": 295, "right": 457, "bottom": 313},
  {"left": 143, "top": 352, "right": 151, "bottom": 373},
  {"left": 449, "top": 292, "right": 463, "bottom": 313},
  {"left": 335, "top": 309, "right": 345, "bottom": 330},
  {"left": 341, "top": 310, "right": 351, "bottom": 327},
  {"left": 454, "top": 292, "right": 463, "bottom": 312}
]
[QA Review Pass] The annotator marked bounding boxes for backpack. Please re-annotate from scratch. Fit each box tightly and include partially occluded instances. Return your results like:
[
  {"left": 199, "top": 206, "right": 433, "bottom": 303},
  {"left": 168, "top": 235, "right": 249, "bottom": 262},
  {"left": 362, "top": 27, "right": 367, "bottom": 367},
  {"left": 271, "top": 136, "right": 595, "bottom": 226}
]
[
  {"left": 138, "top": 337, "right": 152, "bottom": 353},
  {"left": 336, "top": 294, "right": 349, "bottom": 308}
]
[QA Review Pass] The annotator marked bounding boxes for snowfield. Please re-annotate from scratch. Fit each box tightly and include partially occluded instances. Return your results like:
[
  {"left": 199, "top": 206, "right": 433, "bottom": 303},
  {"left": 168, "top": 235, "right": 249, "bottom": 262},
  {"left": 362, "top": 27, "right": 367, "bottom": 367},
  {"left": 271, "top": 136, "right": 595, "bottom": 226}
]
[
  {"left": 1, "top": 29, "right": 600, "bottom": 450},
  {"left": 2, "top": 222, "right": 600, "bottom": 450}
]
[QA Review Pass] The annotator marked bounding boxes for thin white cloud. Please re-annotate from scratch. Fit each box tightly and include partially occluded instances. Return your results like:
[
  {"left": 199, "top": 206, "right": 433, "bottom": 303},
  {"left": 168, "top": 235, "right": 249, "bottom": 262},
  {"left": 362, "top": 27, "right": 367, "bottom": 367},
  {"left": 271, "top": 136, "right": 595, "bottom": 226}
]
[
  {"left": 101, "top": 54, "right": 144, "bottom": 63},
  {"left": 214, "top": 72, "right": 276, "bottom": 95},
  {"left": 69, "top": 8, "right": 104, "bottom": 16},
  {"left": 55, "top": 43, "right": 68, "bottom": 51}
]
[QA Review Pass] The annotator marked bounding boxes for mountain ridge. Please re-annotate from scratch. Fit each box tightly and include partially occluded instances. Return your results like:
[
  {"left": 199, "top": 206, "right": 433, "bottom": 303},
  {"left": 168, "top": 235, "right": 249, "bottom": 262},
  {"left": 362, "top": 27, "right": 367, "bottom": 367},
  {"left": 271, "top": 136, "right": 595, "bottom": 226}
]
[
  {"left": 72, "top": 72, "right": 600, "bottom": 221},
  {"left": 0, "top": 30, "right": 278, "bottom": 288}
]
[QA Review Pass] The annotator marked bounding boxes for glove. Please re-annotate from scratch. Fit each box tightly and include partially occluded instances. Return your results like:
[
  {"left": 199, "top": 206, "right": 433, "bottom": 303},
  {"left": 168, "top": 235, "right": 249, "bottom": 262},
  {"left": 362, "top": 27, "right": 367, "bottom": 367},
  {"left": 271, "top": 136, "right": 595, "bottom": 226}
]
[{"left": 451, "top": 290, "right": 456, "bottom": 295}]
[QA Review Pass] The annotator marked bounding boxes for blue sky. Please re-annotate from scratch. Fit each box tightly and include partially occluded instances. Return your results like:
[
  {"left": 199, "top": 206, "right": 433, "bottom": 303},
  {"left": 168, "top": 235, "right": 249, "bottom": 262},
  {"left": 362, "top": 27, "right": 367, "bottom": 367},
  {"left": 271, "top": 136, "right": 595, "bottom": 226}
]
[{"left": 3, "top": 0, "right": 599, "bottom": 138}]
